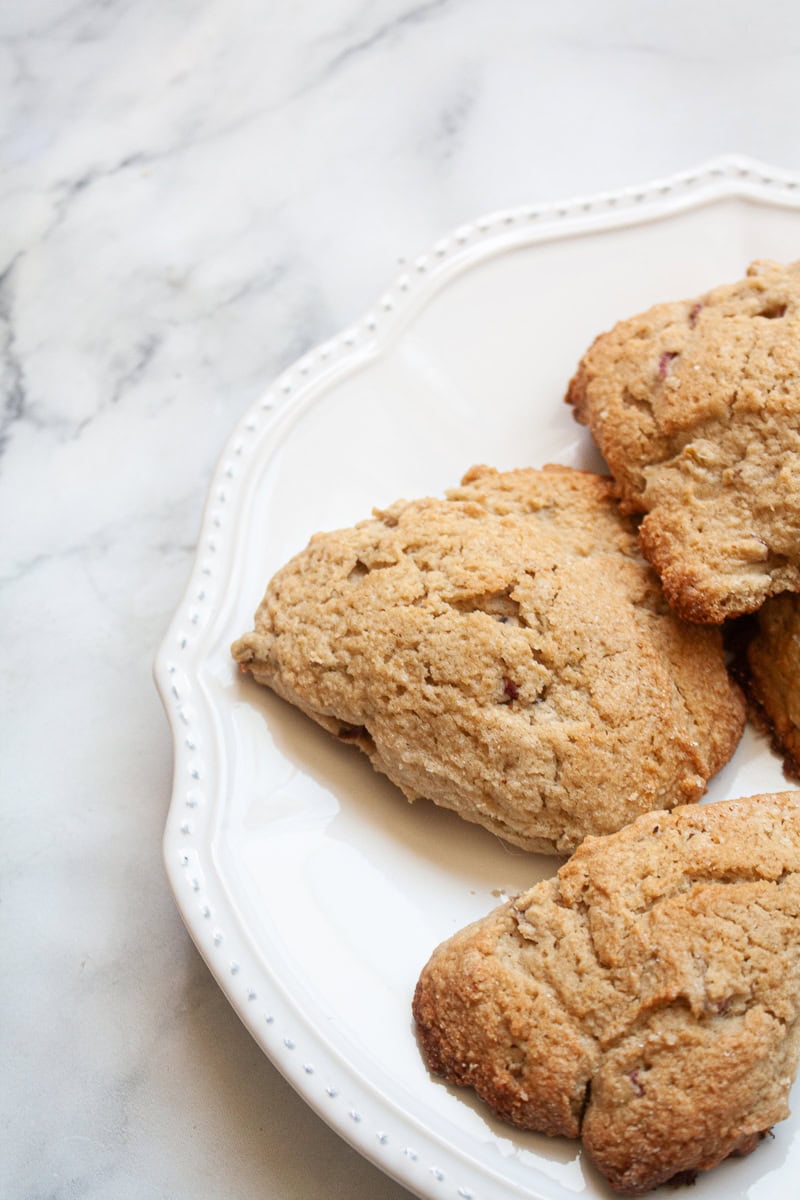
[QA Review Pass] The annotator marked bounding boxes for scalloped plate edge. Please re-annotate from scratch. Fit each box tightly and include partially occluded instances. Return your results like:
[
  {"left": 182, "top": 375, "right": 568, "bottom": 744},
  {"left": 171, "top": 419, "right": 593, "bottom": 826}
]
[{"left": 154, "top": 154, "right": 800, "bottom": 1200}]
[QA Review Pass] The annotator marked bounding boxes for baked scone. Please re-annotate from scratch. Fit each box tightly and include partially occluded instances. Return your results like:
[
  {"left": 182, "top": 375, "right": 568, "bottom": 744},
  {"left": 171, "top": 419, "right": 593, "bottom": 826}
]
[
  {"left": 743, "top": 593, "right": 800, "bottom": 778},
  {"left": 233, "top": 465, "right": 744, "bottom": 853},
  {"left": 413, "top": 792, "right": 800, "bottom": 1194},
  {"left": 566, "top": 259, "right": 800, "bottom": 623}
]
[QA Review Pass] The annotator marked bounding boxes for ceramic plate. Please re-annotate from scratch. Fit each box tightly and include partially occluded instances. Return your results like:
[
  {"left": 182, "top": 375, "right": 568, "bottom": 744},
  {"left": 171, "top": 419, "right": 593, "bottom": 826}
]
[{"left": 155, "top": 156, "right": 800, "bottom": 1200}]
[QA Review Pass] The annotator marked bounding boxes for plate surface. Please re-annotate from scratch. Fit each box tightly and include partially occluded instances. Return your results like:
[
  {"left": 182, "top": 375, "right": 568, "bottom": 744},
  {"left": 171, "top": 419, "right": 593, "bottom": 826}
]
[{"left": 156, "top": 157, "right": 800, "bottom": 1200}]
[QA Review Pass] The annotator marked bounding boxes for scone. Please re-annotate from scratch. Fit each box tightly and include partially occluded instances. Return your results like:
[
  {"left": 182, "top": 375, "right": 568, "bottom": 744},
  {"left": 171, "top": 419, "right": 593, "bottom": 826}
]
[
  {"left": 566, "top": 259, "right": 800, "bottom": 623},
  {"left": 233, "top": 464, "right": 744, "bottom": 854},
  {"left": 743, "top": 593, "right": 800, "bottom": 778},
  {"left": 413, "top": 792, "right": 800, "bottom": 1195}
]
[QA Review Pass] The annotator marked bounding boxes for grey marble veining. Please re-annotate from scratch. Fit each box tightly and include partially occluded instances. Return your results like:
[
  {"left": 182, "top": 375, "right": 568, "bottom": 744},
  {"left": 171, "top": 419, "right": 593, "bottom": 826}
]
[{"left": 4, "top": 2, "right": 800, "bottom": 1198}]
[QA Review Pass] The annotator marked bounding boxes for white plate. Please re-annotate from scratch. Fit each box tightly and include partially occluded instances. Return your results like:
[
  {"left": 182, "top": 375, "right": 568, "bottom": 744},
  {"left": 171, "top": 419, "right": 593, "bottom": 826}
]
[{"left": 155, "top": 156, "right": 800, "bottom": 1200}]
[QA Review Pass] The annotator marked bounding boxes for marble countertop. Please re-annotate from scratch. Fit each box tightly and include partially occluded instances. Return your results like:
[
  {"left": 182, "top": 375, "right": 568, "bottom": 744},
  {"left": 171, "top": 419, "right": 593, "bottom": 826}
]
[{"left": 5, "top": 3, "right": 800, "bottom": 1198}]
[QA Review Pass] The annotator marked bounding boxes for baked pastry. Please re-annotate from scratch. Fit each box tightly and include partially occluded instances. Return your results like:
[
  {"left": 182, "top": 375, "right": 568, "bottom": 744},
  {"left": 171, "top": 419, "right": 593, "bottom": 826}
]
[
  {"left": 413, "top": 792, "right": 800, "bottom": 1194},
  {"left": 232, "top": 464, "right": 744, "bottom": 853},
  {"left": 566, "top": 259, "right": 800, "bottom": 623},
  {"left": 742, "top": 593, "right": 800, "bottom": 778}
]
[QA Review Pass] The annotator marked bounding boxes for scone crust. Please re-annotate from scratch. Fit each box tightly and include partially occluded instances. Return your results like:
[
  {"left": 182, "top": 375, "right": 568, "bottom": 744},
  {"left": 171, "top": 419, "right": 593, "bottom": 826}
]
[
  {"left": 233, "top": 465, "right": 744, "bottom": 853},
  {"left": 235, "top": 463, "right": 748, "bottom": 849},
  {"left": 567, "top": 259, "right": 800, "bottom": 622},
  {"left": 745, "top": 593, "right": 800, "bottom": 777},
  {"left": 413, "top": 792, "right": 800, "bottom": 1194}
]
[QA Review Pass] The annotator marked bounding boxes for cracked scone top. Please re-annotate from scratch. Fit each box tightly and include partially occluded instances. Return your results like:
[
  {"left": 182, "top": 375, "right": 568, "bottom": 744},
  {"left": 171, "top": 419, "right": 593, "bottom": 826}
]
[
  {"left": 232, "top": 464, "right": 744, "bottom": 853},
  {"left": 567, "top": 259, "right": 800, "bottom": 623},
  {"left": 412, "top": 792, "right": 800, "bottom": 1195}
]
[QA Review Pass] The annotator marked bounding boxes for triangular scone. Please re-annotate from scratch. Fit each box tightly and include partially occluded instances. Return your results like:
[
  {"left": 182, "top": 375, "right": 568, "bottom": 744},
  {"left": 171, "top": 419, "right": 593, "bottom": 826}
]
[
  {"left": 413, "top": 792, "right": 800, "bottom": 1195},
  {"left": 567, "top": 259, "right": 800, "bottom": 623},
  {"left": 233, "top": 465, "right": 744, "bottom": 854},
  {"left": 742, "top": 592, "right": 800, "bottom": 778}
]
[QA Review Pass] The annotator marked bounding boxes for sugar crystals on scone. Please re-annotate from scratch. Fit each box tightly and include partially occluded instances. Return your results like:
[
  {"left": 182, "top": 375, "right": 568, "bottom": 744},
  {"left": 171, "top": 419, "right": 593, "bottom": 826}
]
[
  {"left": 413, "top": 792, "right": 800, "bottom": 1195},
  {"left": 233, "top": 464, "right": 744, "bottom": 854},
  {"left": 567, "top": 259, "right": 800, "bottom": 623}
]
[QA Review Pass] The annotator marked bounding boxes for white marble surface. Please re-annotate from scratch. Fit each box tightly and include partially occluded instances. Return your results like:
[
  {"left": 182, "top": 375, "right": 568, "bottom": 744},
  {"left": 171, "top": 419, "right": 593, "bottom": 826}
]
[{"left": 4, "top": 3, "right": 800, "bottom": 1198}]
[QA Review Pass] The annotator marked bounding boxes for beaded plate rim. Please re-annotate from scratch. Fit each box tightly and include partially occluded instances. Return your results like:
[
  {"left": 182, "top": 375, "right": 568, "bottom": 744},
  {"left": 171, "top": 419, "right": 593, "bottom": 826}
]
[{"left": 154, "top": 154, "right": 800, "bottom": 1200}]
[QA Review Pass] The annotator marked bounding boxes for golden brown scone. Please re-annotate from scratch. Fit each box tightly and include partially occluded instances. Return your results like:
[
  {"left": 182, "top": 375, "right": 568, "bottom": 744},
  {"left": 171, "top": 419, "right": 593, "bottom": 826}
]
[
  {"left": 566, "top": 259, "right": 800, "bottom": 623},
  {"left": 744, "top": 593, "right": 800, "bottom": 778},
  {"left": 413, "top": 792, "right": 800, "bottom": 1194},
  {"left": 233, "top": 465, "right": 744, "bottom": 854}
]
